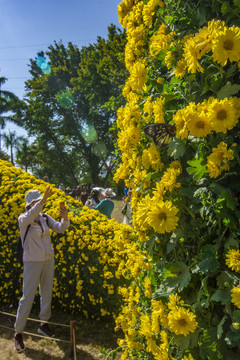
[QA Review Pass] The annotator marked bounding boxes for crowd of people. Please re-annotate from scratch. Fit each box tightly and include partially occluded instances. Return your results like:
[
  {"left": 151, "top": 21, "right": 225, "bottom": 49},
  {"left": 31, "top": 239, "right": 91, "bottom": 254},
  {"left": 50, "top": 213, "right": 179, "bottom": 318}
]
[{"left": 44, "top": 177, "right": 133, "bottom": 224}]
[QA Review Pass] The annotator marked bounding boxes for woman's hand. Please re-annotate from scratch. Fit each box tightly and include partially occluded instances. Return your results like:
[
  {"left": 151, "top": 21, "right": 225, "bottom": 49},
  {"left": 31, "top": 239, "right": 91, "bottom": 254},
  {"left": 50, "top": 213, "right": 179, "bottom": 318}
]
[
  {"left": 59, "top": 202, "right": 68, "bottom": 221},
  {"left": 40, "top": 185, "right": 52, "bottom": 205}
]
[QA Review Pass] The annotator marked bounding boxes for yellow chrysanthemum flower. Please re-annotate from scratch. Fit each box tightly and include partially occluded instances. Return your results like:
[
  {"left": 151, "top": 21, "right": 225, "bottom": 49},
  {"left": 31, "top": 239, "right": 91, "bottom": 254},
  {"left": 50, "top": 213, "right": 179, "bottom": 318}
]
[
  {"left": 118, "top": 125, "right": 141, "bottom": 153},
  {"left": 206, "top": 160, "right": 222, "bottom": 178},
  {"left": 125, "top": 2, "right": 144, "bottom": 31},
  {"left": 165, "top": 50, "right": 175, "bottom": 69},
  {"left": 169, "top": 160, "right": 182, "bottom": 174},
  {"left": 172, "top": 108, "right": 189, "bottom": 140},
  {"left": 142, "top": 144, "right": 164, "bottom": 171},
  {"left": 151, "top": 299, "right": 168, "bottom": 327},
  {"left": 142, "top": 0, "right": 163, "bottom": 28},
  {"left": 183, "top": 37, "right": 204, "bottom": 73},
  {"left": 142, "top": 149, "right": 151, "bottom": 170},
  {"left": 147, "top": 200, "right": 179, "bottom": 234},
  {"left": 139, "top": 312, "right": 152, "bottom": 339},
  {"left": 168, "top": 293, "right": 184, "bottom": 311},
  {"left": 129, "top": 60, "right": 147, "bottom": 92},
  {"left": 135, "top": 194, "right": 153, "bottom": 230},
  {"left": 181, "top": 354, "right": 194, "bottom": 360},
  {"left": 153, "top": 96, "right": 165, "bottom": 123},
  {"left": 212, "top": 25, "right": 240, "bottom": 66},
  {"left": 150, "top": 30, "right": 173, "bottom": 58},
  {"left": 168, "top": 307, "right": 198, "bottom": 336},
  {"left": 174, "top": 59, "right": 187, "bottom": 78},
  {"left": 143, "top": 276, "right": 152, "bottom": 298},
  {"left": 226, "top": 249, "right": 240, "bottom": 272},
  {"left": 208, "top": 98, "right": 237, "bottom": 134},
  {"left": 187, "top": 112, "right": 212, "bottom": 137},
  {"left": 157, "top": 77, "right": 165, "bottom": 84},
  {"left": 231, "top": 287, "right": 240, "bottom": 309},
  {"left": 118, "top": 0, "right": 135, "bottom": 28},
  {"left": 160, "top": 168, "right": 181, "bottom": 192},
  {"left": 143, "top": 96, "right": 154, "bottom": 123},
  {"left": 207, "top": 142, "right": 234, "bottom": 178}
]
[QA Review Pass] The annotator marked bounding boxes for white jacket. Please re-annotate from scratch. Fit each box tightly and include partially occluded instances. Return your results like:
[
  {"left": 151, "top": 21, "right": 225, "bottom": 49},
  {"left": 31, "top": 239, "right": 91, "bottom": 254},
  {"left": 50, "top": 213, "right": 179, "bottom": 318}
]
[{"left": 18, "top": 201, "right": 70, "bottom": 262}]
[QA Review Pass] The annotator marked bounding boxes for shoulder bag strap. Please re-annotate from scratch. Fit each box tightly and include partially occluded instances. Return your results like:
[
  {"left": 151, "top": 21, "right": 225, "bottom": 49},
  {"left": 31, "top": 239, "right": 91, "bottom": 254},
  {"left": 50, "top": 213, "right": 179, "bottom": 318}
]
[
  {"left": 22, "top": 224, "right": 31, "bottom": 245},
  {"left": 42, "top": 213, "right": 50, "bottom": 227}
]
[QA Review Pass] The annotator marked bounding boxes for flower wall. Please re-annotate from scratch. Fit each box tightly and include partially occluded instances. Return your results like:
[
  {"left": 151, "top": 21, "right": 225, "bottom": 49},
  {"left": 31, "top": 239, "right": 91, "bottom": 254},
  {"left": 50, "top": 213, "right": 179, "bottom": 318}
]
[
  {"left": 0, "top": 159, "right": 150, "bottom": 320},
  {"left": 114, "top": 0, "right": 240, "bottom": 359}
]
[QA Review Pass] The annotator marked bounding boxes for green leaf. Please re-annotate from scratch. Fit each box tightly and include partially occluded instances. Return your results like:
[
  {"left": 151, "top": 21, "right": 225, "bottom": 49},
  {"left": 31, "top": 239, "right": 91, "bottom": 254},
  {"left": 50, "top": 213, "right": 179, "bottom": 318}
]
[
  {"left": 167, "top": 238, "right": 177, "bottom": 254},
  {"left": 148, "top": 234, "right": 156, "bottom": 254},
  {"left": 193, "top": 256, "right": 220, "bottom": 274},
  {"left": 153, "top": 284, "right": 175, "bottom": 299},
  {"left": 150, "top": 274, "right": 157, "bottom": 286},
  {"left": 186, "top": 159, "right": 206, "bottom": 180},
  {"left": 221, "top": 2, "right": 231, "bottom": 15},
  {"left": 174, "top": 334, "right": 190, "bottom": 351},
  {"left": 232, "top": 310, "right": 240, "bottom": 323},
  {"left": 217, "top": 271, "right": 239, "bottom": 289},
  {"left": 217, "top": 82, "right": 240, "bottom": 99},
  {"left": 178, "top": 268, "right": 191, "bottom": 292},
  {"left": 167, "top": 138, "right": 186, "bottom": 159},
  {"left": 232, "top": 145, "right": 240, "bottom": 166},
  {"left": 211, "top": 289, "right": 232, "bottom": 305},
  {"left": 224, "top": 232, "right": 239, "bottom": 250},
  {"left": 166, "top": 261, "right": 187, "bottom": 273},
  {"left": 217, "top": 315, "right": 227, "bottom": 339},
  {"left": 225, "top": 329, "right": 240, "bottom": 346},
  {"left": 210, "top": 183, "right": 236, "bottom": 210},
  {"left": 194, "top": 187, "right": 209, "bottom": 198},
  {"left": 164, "top": 262, "right": 191, "bottom": 292}
]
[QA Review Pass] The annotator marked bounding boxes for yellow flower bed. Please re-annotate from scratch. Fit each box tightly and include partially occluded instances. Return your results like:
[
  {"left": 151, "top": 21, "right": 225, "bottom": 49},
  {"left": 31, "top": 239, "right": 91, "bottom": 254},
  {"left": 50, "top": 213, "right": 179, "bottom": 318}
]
[{"left": 0, "top": 159, "right": 150, "bottom": 319}]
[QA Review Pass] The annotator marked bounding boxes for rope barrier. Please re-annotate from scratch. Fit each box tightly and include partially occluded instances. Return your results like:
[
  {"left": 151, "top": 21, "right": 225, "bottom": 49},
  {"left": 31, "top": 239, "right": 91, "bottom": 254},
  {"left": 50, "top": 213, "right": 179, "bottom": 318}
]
[
  {"left": 0, "top": 324, "right": 71, "bottom": 344},
  {"left": 0, "top": 311, "right": 70, "bottom": 327},
  {"left": 0, "top": 310, "right": 77, "bottom": 358}
]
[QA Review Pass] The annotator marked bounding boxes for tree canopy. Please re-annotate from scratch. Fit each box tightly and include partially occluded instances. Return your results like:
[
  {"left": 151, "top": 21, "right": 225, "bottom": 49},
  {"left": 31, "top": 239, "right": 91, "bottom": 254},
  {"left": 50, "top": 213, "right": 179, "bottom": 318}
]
[{"left": 14, "top": 25, "right": 128, "bottom": 186}]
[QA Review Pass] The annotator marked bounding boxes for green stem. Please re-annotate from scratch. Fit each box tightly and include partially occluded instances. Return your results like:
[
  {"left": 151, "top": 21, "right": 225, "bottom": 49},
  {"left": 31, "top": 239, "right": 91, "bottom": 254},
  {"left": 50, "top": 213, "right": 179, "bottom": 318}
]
[
  {"left": 105, "top": 346, "right": 123, "bottom": 360},
  {"left": 216, "top": 226, "right": 228, "bottom": 252}
]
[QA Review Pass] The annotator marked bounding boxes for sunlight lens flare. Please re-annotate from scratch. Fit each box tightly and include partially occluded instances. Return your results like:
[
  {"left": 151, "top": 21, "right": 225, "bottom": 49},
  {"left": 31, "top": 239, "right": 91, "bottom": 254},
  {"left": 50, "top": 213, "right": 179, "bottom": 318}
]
[
  {"left": 92, "top": 141, "right": 107, "bottom": 157},
  {"left": 56, "top": 90, "right": 74, "bottom": 109},
  {"left": 36, "top": 56, "right": 51, "bottom": 74},
  {"left": 80, "top": 125, "right": 98, "bottom": 143}
]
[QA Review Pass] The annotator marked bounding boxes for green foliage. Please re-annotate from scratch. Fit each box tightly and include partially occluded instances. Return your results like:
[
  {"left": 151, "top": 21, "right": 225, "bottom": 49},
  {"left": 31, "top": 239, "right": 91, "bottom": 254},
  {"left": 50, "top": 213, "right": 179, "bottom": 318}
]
[
  {"left": 13, "top": 26, "right": 128, "bottom": 186},
  {"left": 113, "top": 0, "right": 240, "bottom": 358}
]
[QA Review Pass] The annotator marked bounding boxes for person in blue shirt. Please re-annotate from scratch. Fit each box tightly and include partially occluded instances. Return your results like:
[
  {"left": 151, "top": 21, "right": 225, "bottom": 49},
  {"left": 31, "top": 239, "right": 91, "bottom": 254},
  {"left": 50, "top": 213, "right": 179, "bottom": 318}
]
[
  {"left": 124, "top": 186, "right": 128, "bottom": 198},
  {"left": 94, "top": 188, "right": 115, "bottom": 219}
]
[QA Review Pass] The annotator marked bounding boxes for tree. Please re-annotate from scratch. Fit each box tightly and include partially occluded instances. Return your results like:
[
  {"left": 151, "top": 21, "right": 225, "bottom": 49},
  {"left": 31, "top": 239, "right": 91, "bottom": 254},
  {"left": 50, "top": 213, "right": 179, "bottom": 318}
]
[
  {"left": 15, "top": 138, "right": 34, "bottom": 172},
  {"left": 2, "top": 130, "right": 24, "bottom": 165},
  {"left": 0, "top": 149, "right": 10, "bottom": 161},
  {"left": 0, "top": 75, "right": 19, "bottom": 152},
  {"left": 14, "top": 25, "right": 128, "bottom": 186}
]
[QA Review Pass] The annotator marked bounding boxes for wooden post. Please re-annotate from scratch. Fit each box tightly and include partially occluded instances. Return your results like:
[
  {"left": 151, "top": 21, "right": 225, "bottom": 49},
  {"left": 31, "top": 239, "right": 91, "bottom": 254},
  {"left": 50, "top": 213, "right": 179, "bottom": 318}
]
[{"left": 70, "top": 320, "right": 77, "bottom": 360}]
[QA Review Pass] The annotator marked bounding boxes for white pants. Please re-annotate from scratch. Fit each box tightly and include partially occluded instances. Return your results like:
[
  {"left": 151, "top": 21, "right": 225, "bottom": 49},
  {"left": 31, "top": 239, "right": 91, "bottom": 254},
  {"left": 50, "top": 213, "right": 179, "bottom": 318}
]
[{"left": 15, "top": 258, "right": 55, "bottom": 334}]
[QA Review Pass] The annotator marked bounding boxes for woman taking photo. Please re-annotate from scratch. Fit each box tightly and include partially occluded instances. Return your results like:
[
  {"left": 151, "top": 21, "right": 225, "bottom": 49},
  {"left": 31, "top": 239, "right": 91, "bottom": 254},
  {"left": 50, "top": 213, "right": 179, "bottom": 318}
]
[{"left": 14, "top": 185, "right": 70, "bottom": 353}]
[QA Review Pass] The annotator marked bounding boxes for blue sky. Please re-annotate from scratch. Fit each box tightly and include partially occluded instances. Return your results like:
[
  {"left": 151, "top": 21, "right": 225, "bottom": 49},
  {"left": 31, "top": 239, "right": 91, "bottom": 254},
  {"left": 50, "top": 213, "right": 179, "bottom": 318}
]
[{"left": 0, "top": 0, "right": 122, "bottom": 140}]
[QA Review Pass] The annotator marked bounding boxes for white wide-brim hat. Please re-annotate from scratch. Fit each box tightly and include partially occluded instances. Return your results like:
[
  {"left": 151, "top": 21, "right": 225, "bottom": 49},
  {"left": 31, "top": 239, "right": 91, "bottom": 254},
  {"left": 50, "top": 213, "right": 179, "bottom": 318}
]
[
  {"left": 92, "top": 187, "right": 105, "bottom": 193},
  {"left": 25, "top": 190, "right": 43, "bottom": 207},
  {"left": 102, "top": 188, "right": 116, "bottom": 198}
]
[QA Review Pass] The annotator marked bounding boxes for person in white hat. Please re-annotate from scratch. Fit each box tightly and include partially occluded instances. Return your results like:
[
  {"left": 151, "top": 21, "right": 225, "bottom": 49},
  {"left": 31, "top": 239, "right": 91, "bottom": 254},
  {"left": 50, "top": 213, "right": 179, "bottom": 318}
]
[
  {"left": 14, "top": 185, "right": 70, "bottom": 353},
  {"left": 93, "top": 188, "right": 116, "bottom": 219}
]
